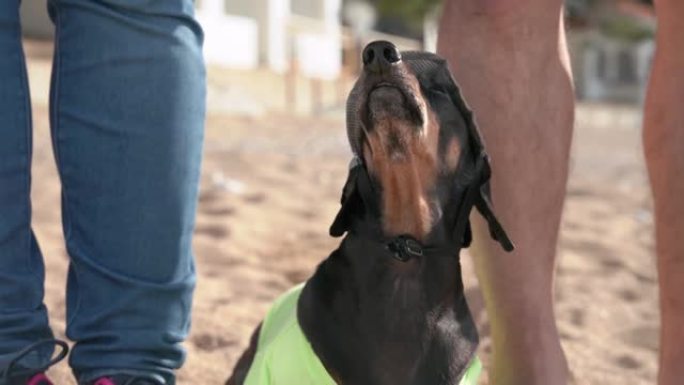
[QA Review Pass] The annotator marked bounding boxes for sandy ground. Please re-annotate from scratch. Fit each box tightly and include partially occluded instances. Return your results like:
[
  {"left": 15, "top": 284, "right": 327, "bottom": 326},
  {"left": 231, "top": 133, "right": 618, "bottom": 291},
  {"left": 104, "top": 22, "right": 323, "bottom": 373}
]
[{"left": 20, "top": 41, "right": 659, "bottom": 384}]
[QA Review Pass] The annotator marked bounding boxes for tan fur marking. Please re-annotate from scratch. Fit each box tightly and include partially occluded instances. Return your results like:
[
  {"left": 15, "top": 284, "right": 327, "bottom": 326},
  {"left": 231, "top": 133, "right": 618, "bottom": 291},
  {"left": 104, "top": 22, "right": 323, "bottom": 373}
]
[
  {"left": 358, "top": 67, "right": 449, "bottom": 241},
  {"left": 423, "top": 107, "right": 441, "bottom": 182},
  {"left": 445, "top": 137, "right": 462, "bottom": 171},
  {"left": 365, "top": 114, "right": 438, "bottom": 241}
]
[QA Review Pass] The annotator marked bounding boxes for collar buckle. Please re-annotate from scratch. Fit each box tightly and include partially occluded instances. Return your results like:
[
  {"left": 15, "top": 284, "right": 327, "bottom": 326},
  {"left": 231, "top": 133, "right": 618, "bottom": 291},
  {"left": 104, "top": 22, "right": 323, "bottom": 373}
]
[{"left": 387, "top": 235, "right": 424, "bottom": 262}]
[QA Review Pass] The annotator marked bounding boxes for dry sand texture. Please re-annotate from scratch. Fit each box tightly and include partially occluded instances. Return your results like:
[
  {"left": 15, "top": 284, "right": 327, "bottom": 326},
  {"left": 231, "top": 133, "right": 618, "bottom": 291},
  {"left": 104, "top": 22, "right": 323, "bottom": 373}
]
[{"left": 19, "top": 41, "right": 658, "bottom": 384}]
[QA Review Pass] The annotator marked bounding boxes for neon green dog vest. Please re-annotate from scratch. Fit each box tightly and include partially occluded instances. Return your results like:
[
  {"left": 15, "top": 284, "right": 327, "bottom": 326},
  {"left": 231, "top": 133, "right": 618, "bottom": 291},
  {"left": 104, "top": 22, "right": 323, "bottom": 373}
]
[{"left": 244, "top": 284, "right": 482, "bottom": 385}]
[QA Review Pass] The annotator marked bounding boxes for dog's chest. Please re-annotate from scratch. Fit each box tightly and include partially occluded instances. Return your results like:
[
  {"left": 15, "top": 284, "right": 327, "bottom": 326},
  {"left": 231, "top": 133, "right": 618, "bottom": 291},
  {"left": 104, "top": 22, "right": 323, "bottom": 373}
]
[{"left": 305, "top": 272, "right": 477, "bottom": 385}]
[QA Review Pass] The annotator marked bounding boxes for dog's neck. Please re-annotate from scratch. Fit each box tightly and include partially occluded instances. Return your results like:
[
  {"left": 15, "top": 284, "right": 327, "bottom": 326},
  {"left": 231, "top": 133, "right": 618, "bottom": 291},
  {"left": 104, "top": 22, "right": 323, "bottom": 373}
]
[
  {"left": 377, "top": 161, "right": 434, "bottom": 240},
  {"left": 363, "top": 120, "right": 440, "bottom": 242}
]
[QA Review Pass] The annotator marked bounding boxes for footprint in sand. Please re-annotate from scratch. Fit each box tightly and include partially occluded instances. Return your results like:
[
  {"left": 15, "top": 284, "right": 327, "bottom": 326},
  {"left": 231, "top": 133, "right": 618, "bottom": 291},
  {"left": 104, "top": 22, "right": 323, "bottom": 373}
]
[
  {"left": 633, "top": 271, "right": 656, "bottom": 284},
  {"left": 620, "top": 326, "right": 659, "bottom": 352},
  {"left": 615, "top": 354, "right": 642, "bottom": 370},
  {"left": 198, "top": 189, "right": 221, "bottom": 204},
  {"left": 195, "top": 224, "right": 231, "bottom": 239},
  {"left": 284, "top": 269, "right": 310, "bottom": 284},
  {"left": 192, "top": 333, "right": 235, "bottom": 352},
  {"left": 244, "top": 192, "right": 266, "bottom": 204},
  {"left": 599, "top": 256, "right": 624, "bottom": 272},
  {"left": 618, "top": 288, "right": 640, "bottom": 302},
  {"left": 213, "top": 298, "right": 232, "bottom": 307},
  {"left": 295, "top": 208, "right": 317, "bottom": 220},
  {"left": 567, "top": 185, "right": 594, "bottom": 198},
  {"left": 569, "top": 308, "right": 586, "bottom": 328},
  {"left": 559, "top": 331, "right": 580, "bottom": 341},
  {"left": 202, "top": 205, "right": 236, "bottom": 217},
  {"left": 262, "top": 278, "right": 287, "bottom": 291},
  {"left": 280, "top": 160, "right": 299, "bottom": 173},
  {"left": 565, "top": 239, "right": 614, "bottom": 259}
]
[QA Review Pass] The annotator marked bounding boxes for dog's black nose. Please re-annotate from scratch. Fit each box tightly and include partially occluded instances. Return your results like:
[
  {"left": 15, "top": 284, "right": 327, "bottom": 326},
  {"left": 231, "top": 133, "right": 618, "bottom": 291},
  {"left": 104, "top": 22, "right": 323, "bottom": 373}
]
[{"left": 362, "top": 41, "right": 401, "bottom": 73}]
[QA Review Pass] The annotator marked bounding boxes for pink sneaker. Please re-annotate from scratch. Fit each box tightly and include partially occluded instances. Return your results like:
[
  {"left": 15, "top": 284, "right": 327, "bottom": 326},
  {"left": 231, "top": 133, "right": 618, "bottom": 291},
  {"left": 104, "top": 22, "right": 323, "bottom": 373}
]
[{"left": 26, "top": 373, "right": 54, "bottom": 385}]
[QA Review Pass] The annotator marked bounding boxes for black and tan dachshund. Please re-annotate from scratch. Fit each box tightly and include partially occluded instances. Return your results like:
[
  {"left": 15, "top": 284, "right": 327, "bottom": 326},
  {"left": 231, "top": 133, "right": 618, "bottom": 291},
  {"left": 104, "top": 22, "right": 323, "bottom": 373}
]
[{"left": 227, "top": 40, "right": 514, "bottom": 385}]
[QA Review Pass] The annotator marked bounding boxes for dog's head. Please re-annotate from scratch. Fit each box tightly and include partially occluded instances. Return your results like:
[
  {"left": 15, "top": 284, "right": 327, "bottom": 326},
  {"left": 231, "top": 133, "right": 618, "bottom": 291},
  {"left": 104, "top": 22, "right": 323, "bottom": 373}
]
[{"left": 331, "top": 41, "right": 513, "bottom": 251}]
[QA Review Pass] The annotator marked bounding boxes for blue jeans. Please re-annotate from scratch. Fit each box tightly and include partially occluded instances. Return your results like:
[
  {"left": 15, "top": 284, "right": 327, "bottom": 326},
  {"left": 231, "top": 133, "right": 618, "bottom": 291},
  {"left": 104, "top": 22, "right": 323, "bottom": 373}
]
[{"left": 0, "top": 0, "right": 205, "bottom": 383}]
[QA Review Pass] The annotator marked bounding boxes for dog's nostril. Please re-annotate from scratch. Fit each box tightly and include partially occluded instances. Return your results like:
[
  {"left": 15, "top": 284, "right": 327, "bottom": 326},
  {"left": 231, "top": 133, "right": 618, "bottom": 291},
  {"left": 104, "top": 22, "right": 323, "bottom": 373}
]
[
  {"left": 363, "top": 49, "right": 375, "bottom": 66},
  {"left": 383, "top": 47, "right": 400, "bottom": 63}
]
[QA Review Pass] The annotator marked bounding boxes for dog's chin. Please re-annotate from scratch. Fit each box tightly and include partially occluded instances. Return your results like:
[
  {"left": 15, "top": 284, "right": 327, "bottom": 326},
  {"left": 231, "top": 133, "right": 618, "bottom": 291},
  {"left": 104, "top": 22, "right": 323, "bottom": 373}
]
[
  {"left": 369, "top": 86, "right": 405, "bottom": 109},
  {"left": 360, "top": 84, "right": 423, "bottom": 127}
]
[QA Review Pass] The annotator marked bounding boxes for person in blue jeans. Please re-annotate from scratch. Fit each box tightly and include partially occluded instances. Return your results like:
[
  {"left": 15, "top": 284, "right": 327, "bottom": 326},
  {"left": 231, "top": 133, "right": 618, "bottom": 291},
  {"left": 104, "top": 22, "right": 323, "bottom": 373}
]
[{"left": 0, "top": 1, "right": 205, "bottom": 384}]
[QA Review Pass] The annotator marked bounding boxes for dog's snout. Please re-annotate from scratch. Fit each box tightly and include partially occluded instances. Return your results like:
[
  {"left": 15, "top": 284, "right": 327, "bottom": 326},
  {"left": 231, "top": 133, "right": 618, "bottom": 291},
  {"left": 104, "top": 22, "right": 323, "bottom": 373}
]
[{"left": 362, "top": 41, "right": 401, "bottom": 73}]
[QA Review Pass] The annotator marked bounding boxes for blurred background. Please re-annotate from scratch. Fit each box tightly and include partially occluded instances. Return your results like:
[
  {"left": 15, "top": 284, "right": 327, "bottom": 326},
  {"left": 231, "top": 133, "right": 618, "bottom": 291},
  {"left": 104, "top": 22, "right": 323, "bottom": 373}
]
[{"left": 20, "top": 0, "right": 658, "bottom": 384}]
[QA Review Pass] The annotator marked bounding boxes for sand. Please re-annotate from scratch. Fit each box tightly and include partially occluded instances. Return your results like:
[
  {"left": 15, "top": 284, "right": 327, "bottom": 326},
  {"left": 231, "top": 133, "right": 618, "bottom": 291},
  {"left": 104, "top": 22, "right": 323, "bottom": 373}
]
[{"left": 20, "top": 41, "right": 658, "bottom": 384}]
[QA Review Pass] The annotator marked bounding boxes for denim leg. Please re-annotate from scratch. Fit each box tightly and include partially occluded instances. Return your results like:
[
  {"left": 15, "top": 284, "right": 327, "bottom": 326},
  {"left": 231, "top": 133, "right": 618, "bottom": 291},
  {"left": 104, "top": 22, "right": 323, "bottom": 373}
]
[
  {"left": 0, "top": 0, "right": 54, "bottom": 367},
  {"left": 46, "top": 0, "right": 205, "bottom": 383}
]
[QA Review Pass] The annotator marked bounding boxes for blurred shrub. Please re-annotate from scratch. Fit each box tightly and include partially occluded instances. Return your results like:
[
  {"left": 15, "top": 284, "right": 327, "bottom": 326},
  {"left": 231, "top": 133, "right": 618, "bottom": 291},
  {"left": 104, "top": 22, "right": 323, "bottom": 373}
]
[{"left": 600, "top": 15, "right": 654, "bottom": 42}]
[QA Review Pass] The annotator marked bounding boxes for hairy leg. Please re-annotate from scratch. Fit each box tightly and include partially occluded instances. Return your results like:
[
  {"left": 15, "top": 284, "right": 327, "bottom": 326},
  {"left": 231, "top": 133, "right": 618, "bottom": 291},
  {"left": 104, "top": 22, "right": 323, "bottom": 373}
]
[
  {"left": 438, "top": 2, "right": 574, "bottom": 384},
  {"left": 643, "top": 2, "right": 684, "bottom": 384}
]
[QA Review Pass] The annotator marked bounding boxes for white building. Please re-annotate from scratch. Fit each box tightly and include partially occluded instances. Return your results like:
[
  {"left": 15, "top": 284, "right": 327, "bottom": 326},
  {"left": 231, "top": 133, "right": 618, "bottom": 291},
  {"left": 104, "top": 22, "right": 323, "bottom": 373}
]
[
  {"left": 569, "top": 30, "right": 654, "bottom": 104},
  {"left": 22, "top": 0, "right": 344, "bottom": 79},
  {"left": 197, "top": 0, "right": 342, "bottom": 79}
]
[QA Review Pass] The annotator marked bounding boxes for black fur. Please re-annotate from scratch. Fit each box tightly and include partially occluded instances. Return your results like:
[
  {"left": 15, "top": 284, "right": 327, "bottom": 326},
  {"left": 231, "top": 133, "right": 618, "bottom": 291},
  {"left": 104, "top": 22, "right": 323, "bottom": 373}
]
[{"left": 297, "top": 234, "right": 478, "bottom": 385}]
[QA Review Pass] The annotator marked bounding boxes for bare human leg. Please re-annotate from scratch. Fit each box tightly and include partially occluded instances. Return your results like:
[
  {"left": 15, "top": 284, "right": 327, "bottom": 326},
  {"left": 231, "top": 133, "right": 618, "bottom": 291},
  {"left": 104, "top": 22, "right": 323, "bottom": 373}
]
[
  {"left": 438, "top": 2, "right": 573, "bottom": 384},
  {"left": 643, "top": 2, "right": 684, "bottom": 384}
]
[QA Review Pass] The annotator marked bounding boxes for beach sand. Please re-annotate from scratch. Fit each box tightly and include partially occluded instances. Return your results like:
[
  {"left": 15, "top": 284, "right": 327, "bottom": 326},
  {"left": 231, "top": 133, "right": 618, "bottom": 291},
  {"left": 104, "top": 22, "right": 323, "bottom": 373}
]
[{"left": 22, "top": 41, "right": 658, "bottom": 384}]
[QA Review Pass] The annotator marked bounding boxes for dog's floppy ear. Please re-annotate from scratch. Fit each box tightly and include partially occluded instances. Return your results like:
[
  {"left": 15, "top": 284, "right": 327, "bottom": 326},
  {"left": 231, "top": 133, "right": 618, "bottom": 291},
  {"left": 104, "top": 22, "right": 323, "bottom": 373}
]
[
  {"left": 461, "top": 221, "right": 473, "bottom": 248},
  {"left": 330, "top": 159, "right": 367, "bottom": 237},
  {"left": 438, "top": 62, "right": 514, "bottom": 252},
  {"left": 452, "top": 156, "right": 513, "bottom": 252},
  {"left": 474, "top": 158, "right": 515, "bottom": 252}
]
